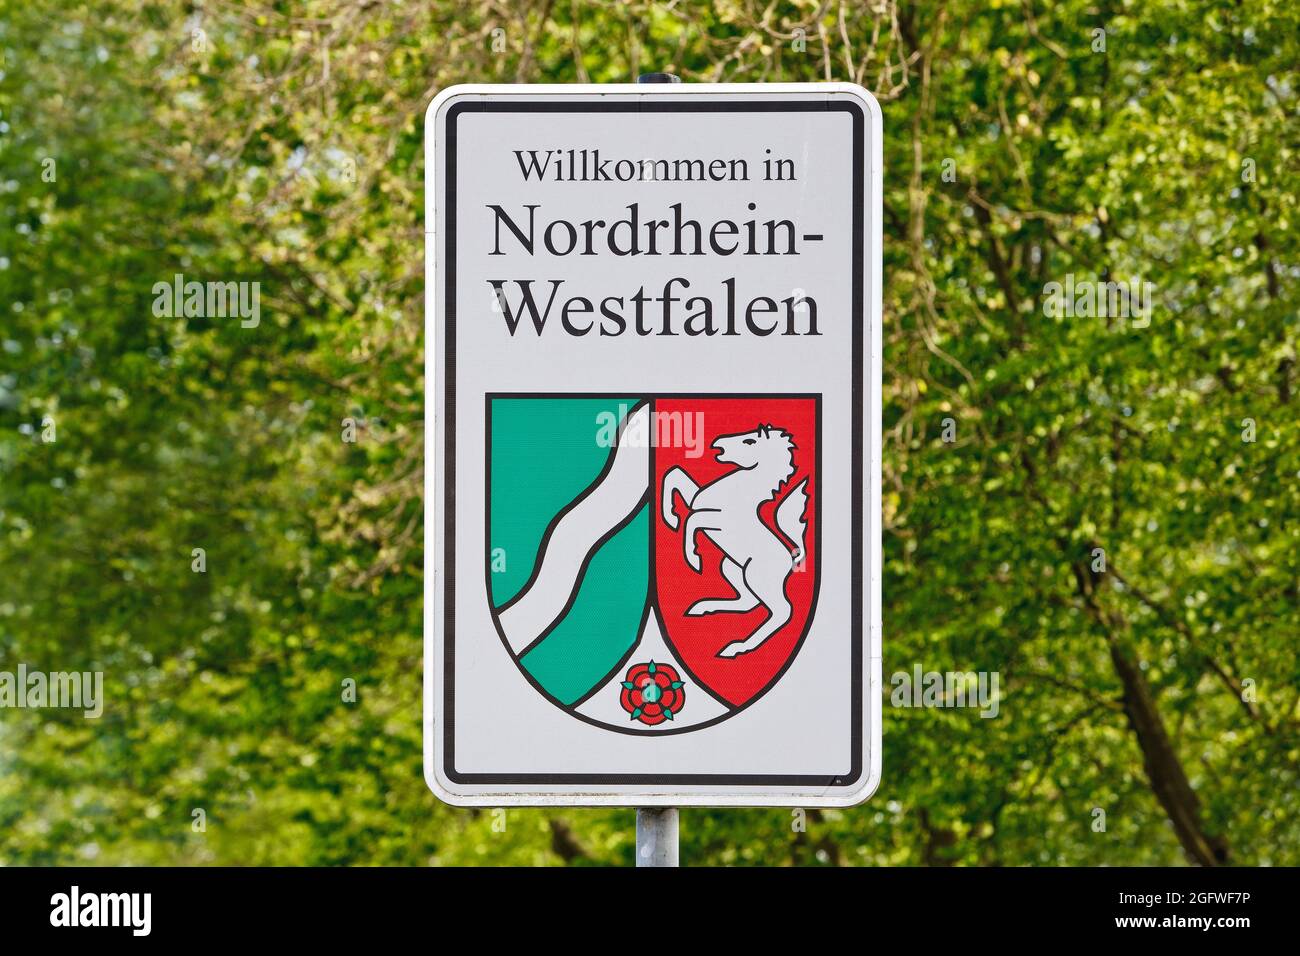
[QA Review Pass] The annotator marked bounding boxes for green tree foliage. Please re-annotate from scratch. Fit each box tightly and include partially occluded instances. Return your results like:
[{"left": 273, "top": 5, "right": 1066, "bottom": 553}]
[{"left": 0, "top": 0, "right": 1296, "bottom": 865}]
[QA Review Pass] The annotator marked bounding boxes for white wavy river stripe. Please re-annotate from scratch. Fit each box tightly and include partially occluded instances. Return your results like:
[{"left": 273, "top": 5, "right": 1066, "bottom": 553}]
[{"left": 498, "top": 403, "right": 650, "bottom": 655}]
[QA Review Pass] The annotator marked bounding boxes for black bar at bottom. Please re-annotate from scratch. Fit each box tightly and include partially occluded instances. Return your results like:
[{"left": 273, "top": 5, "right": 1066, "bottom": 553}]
[{"left": 0, "top": 865, "right": 1283, "bottom": 942}]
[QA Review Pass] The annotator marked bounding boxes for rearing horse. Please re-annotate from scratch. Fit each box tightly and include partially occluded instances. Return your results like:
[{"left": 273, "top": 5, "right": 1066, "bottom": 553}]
[{"left": 661, "top": 424, "right": 809, "bottom": 658}]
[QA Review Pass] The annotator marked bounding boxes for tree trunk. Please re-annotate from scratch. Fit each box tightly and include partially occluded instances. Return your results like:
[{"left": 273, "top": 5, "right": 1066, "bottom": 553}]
[
  {"left": 1073, "top": 561, "right": 1229, "bottom": 865},
  {"left": 1107, "top": 638, "right": 1230, "bottom": 866}
]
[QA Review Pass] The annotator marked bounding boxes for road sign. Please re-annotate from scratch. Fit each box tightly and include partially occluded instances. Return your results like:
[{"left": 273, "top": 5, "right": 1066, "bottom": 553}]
[{"left": 425, "top": 83, "right": 882, "bottom": 806}]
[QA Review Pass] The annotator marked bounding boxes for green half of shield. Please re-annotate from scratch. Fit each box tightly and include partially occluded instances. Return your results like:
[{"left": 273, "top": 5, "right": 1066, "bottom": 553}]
[{"left": 489, "top": 397, "right": 650, "bottom": 706}]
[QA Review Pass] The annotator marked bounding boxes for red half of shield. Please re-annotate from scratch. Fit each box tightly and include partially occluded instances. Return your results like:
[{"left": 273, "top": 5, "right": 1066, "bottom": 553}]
[{"left": 653, "top": 396, "right": 819, "bottom": 709}]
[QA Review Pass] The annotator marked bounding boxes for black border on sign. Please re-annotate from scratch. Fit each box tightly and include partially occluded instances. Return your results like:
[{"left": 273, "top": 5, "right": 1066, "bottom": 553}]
[{"left": 442, "top": 99, "right": 865, "bottom": 788}]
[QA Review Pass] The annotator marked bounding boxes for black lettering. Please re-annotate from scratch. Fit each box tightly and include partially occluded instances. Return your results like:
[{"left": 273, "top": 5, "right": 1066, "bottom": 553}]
[
  {"left": 561, "top": 296, "right": 594, "bottom": 335},
  {"left": 783, "top": 294, "right": 819, "bottom": 334},
  {"left": 487, "top": 204, "right": 537, "bottom": 255},
  {"left": 599, "top": 297, "right": 626, "bottom": 335},
  {"left": 745, "top": 296, "right": 778, "bottom": 335},
  {"left": 710, "top": 220, "right": 738, "bottom": 255},
  {"left": 513, "top": 151, "right": 552, "bottom": 181},
  {"left": 488, "top": 279, "right": 562, "bottom": 335}
]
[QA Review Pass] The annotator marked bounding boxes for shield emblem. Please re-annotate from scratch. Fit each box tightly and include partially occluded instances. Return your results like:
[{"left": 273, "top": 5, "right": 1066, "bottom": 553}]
[{"left": 487, "top": 394, "right": 819, "bottom": 734}]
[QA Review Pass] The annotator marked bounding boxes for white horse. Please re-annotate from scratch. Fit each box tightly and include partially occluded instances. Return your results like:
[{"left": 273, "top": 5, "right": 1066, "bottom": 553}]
[{"left": 661, "top": 424, "right": 809, "bottom": 658}]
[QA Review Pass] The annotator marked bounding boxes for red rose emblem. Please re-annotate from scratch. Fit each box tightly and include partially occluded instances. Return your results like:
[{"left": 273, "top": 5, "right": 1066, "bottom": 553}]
[{"left": 619, "top": 661, "right": 686, "bottom": 725}]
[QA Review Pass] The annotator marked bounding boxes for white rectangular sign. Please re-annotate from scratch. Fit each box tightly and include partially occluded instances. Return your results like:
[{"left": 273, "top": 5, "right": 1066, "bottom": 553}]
[{"left": 425, "top": 83, "right": 882, "bottom": 806}]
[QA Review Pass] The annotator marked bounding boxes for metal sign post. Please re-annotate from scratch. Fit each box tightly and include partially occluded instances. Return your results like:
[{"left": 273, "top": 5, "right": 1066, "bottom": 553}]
[{"left": 636, "top": 807, "right": 679, "bottom": 867}]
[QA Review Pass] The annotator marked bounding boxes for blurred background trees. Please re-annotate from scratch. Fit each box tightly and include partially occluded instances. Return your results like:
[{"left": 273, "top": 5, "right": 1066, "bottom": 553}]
[{"left": 0, "top": 0, "right": 1296, "bottom": 865}]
